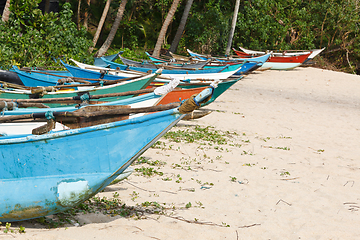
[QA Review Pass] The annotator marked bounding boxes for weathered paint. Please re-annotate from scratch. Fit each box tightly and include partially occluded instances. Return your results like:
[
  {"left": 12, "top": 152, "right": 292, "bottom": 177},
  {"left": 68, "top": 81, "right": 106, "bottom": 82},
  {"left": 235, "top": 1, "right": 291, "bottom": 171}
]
[
  {"left": 99, "top": 57, "right": 244, "bottom": 80},
  {"left": 0, "top": 205, "right": 51, "bottom": 221},
  {"left": 11, "top": 66, "right": 73, "bottom": 87},
  {"left": 2, "top": 92, "right": 162, "bottom": 116},
  {"left": 0, "top": 108, "right": 182, "bottom": 222},
  {"left": 204, "top": 61, "right": 259, "bottom": 75},
  {"left": 57, "top": 180, "right": 90, "bottom": 207},
  {"left": 0, "top": 73, "right": 155, "bottom": 107}
]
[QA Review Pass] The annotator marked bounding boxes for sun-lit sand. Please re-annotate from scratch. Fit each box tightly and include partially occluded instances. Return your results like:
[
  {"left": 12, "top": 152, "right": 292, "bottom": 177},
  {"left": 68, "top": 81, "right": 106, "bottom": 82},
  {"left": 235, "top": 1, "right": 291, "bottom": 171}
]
[{"left": 6, "top": 67, "right": 360, "bottom": 240}]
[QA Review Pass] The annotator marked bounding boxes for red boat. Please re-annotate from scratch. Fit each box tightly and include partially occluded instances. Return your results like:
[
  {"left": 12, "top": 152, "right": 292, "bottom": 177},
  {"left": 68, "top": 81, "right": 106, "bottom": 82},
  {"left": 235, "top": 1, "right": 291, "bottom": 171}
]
[{"left": 232, "top": 48, "right": 311, "bottom": 70}]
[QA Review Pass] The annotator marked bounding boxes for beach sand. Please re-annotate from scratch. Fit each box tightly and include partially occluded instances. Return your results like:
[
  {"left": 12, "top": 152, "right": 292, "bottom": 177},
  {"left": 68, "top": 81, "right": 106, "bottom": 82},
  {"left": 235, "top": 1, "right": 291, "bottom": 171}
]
[{"left": 3, "top": 67, "right": 360, "bottom": 239}]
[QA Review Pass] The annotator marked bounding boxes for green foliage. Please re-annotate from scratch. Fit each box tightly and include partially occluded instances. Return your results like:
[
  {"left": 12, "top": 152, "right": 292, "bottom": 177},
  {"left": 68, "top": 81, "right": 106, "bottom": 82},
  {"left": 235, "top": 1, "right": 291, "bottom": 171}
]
[
  {"left": 1, "top": 0, "right": 359, "bottom": 73},
  {"left": 0, "top": 1, "right": 92, "bottom": 69},
  {"left": 178, "top": 0, "right": 234, "bottom": 54},
  {"left": 232, "top": 0, "right": 360, "bottom": 72}
]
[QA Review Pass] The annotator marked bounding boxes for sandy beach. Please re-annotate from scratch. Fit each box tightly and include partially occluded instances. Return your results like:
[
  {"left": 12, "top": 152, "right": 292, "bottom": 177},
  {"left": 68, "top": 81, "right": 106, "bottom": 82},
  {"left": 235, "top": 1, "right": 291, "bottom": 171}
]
[{"left": 3, "top": 66, "right": 360, "bottom": 239}]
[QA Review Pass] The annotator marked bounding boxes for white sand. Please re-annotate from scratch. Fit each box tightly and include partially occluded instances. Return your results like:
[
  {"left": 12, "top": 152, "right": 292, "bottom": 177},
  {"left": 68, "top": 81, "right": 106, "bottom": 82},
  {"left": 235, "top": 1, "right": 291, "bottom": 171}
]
[{"left": 5, "top": 67, "right": 360, "bottom": 240}]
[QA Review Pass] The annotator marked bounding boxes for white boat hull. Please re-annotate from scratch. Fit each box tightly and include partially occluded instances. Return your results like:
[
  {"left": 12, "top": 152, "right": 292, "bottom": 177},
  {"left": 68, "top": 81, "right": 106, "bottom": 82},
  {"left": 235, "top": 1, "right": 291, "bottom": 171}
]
[{"left": 261, "top": 62, "right": 302, "bottom": 70}]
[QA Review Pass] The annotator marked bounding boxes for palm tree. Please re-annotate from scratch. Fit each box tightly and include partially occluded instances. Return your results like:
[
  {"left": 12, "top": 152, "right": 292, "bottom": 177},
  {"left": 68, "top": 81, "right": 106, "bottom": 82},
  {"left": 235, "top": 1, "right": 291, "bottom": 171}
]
[
  {"left": 225, "top": 0, "right": 240, "bottom": 56},
  {"left": 90, "top": 0, "right": 112, "bottom": 53},
  {"left": 84, "top": 0, "right": 91, "bottom": 30},
  {"left": 169, "top": 0, "right": 193, "bottom": 54},
  {"left": 95, "top": 0, "right": 128, "bottom": 57},
  {"left": 1, "top": 0, "right": 11, "bottom": 22},
  {"left": 77, "top": 0, "right": 81, "bottom": 30},
  {"left": 152, "top": 0, "right": 181, "bottom": 57}
]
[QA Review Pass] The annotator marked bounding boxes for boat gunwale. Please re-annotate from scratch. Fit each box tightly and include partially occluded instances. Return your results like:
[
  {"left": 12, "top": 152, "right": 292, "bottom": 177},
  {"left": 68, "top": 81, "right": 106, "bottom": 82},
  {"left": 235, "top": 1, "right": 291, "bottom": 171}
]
[
  {"left": 0, "top": 107, "right": 181, "bottom": 144},
  {"left": 0, "top": 73, "right": 156, "bottom": 95}
]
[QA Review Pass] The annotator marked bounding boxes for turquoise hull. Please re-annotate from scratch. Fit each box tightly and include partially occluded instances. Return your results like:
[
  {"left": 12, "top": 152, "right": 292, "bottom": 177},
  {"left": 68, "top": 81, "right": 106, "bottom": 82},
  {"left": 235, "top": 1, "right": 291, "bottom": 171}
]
[
  {"left": 0, "top": 108, "right": 183, "bottom": 222},
  {"left": 11, "top": 66, "right": 74, "bottom": 87},
  {"left": 100, "top": 57, "right": 244, "bottom": 74},
  {"left": 0, "top": 75, "right": 154, "bottom": 107},
  {"left": 2, "top": 92, "right": 161, "bottom": 116}
]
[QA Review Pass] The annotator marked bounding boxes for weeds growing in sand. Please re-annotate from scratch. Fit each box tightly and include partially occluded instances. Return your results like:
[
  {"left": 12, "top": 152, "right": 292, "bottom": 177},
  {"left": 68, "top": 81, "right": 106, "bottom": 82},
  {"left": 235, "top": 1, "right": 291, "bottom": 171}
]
[
  {"left": 276, "top": 147, "right": 290, "bottom": 150},
  {"left": 134, "top": 157, "right": 166, "bottom": 167},
  {"left": 130, "top": 191, "right": 139, "bottom": 201},
  {"left": 243, "top": 163, "right": 255, "bottom": 166},
  {"left": 280, "top": 171, "right": 291, "bottom": 176},
  {"left": 232, "top": 112, "right": 245, "bottom": 117},
  {"left": 164, "top": 125, "right": 234, "bottom": 145},
  {"left": 277, "top": 135, "right": 292, "bottom": 139},
  {"left": 135, "top": 166, "right": 164, "bottom": 177},
  {"left": 0, "top": 222, "right": 25, "bottom": 234},
  {"left": 241, "top": 151, "right": 253, "bottom": 155},
  {"left": 222, "top": 222, "right": 230, "bottom": 227},
  {"left": 175, "top": 174, "right": 183, "bottom": 183},
  {"left": 263, "top": 146, "right": 290, "bottom": 151}
]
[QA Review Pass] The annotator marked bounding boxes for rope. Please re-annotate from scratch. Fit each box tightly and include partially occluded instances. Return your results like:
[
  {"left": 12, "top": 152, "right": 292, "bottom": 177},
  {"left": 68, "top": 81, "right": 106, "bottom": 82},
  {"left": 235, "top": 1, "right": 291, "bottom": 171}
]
[
  {"left": 178, "top": 95, "right": 199, "bottom": 114},
  {"left": 80, "top": 93, "right": 90, "bottom": 102},
  {"left": 45, "top": 111, "right": 55, "bottom": 120},
  {"left": 0, "top": 82, "right": 8, "bottom": 89},
  {"left": 178, "top": 92, "right": 212, "bottom": 115},
  {"left": 1, "top": 101, "right": 8, "bottom": 116}
]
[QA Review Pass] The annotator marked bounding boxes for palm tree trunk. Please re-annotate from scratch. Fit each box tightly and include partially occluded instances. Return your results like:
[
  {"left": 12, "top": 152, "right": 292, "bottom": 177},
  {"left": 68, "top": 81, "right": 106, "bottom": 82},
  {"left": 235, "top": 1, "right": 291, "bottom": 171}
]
[
  {"left": 84, "top": 0, "right": 91, "bottom": 30},
  {"left": 225, "top": 0, "right": 240, "bottom": 56},
  {"left": 95, "top": 0, "right": 128, "bottom": 57},
  {"left": 90, "top": 0, "right": 112, "bottom": 53},
  {"left": 1, "top": 0, "right": 11, "bottom": 22},
  {"left": 153, "top": 0, "right": 181, "bottom": 57},
  {"left": 44, "top": 0, "right": 50, "bottom": 13},
  {"left": 77, "top": 0, "right": 81, "bottom": 30},
  {"left": 169, "top": 0, "right": 193, "bottom": 54}
]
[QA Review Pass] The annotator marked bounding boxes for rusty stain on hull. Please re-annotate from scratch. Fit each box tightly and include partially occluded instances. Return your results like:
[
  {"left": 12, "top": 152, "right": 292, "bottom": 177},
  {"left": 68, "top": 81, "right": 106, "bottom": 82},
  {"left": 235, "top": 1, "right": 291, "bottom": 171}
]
[{"left": 0, "top": 205, "right": 51, "bottom": 221}]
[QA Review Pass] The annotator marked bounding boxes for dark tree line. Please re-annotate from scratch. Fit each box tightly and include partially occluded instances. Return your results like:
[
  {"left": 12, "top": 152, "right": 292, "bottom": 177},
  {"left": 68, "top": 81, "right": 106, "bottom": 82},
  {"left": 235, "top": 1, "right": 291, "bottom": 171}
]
[{"left": 1, "top": 0, "right": 359, "bottom": 73}]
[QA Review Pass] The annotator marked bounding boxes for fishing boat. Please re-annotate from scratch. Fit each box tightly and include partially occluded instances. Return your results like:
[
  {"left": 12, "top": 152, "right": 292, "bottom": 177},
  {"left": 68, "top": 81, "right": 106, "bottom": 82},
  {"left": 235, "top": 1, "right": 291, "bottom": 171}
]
[
  {"left": 0, "top": 106, "right": 181, "bottom": 222},
  {"left": 187, "top": 49, "right": 271, "bottom": 65},
  {"left": 144, "top": 52, "right": 204, "bottom": 66},
  {"left": 98, "top": 57, "right": 244, "bottom": 80},
  {"left": 121, "top": 54, "right": 258, "bottom": 76},
  {"left": 11, "top": 66, "right": 81, "bottom": 87},
  {"left": 93, "top": 51, "right": 123, "bottom": 67},
  {"left": 156, "top": 77, "right": 240, "bottom": 106},
  {"left": 237, "top": 46, "right": 325, "bottom": 63},
  {"left": 99, "top": 57, "right": 240, "bottom": 74},
  {"left": 0, "top": 84, "right": 215, "bottom": 222},
  {"left": 0, "top": 85, "right": 173, "bottom": 117},
  {"left": 203, "top": 61, "right": 262, "bottom": 75},
  {"left": 0, "top": 72, "right": 158, "bottom": 107},
  {"left": 234, "top": 47, "right": 324, "bottom": 65},
  {"left": 0, "top": 69, "right": 24, "bottom": 86},
  {"left": 262, "top": 53, "right": 311, "bottom": 70},
  {"left": 0, "top": 77, "right": 238, "bottom": 119},
  {"left": 187, "top": 49, "right": 311, "bottom": 70},
  {"left": 119, "top": 55, "right": 209, "bottom": 69},
  {"left": 62, "top": 60, "right": 144, "bottom": 81}
]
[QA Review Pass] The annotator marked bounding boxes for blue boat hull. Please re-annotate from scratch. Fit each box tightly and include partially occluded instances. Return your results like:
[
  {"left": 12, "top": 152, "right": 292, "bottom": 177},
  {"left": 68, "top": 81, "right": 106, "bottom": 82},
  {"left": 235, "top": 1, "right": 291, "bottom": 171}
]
[
  {"left": 0, "top": 108, "right": 183, "bottom": 222},
  {"left": 11, "top": 67, "right": 73, "bottom": 87},
  {"left": 62, "top": 62, "right": 128, "bottom": 81},
  {"left": 100, "top": 57, "right": 231, "bottom": 74},
  {"left": 2, "top": 92, "right": 161, "bottom": 116},
  {"left": 188, "top": 50, "right": 271, "bottom": 65},
  {"left": 93, "top": 51, "right": 123, "bottom": 68},
  {"left": 204, "top": 61, "right": 259, "bottom": 75}
]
